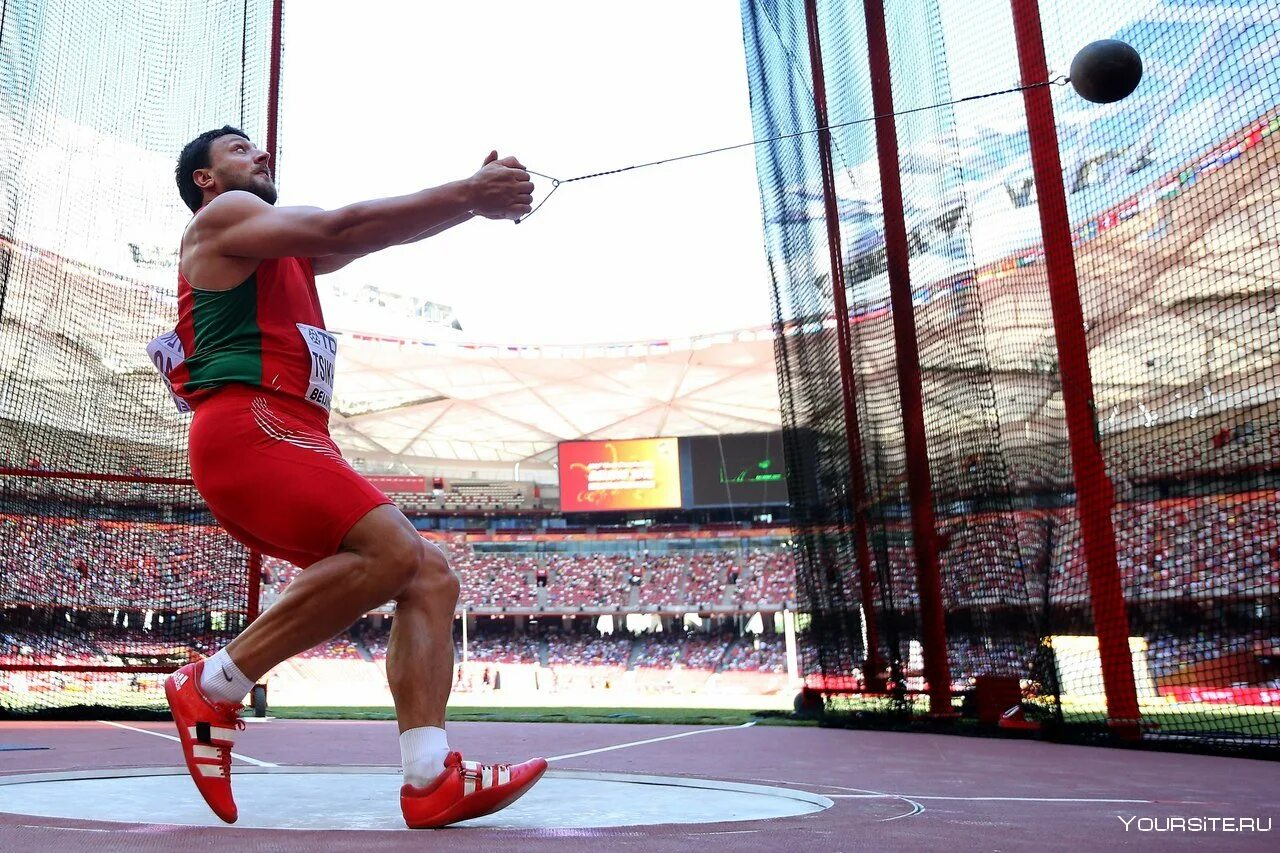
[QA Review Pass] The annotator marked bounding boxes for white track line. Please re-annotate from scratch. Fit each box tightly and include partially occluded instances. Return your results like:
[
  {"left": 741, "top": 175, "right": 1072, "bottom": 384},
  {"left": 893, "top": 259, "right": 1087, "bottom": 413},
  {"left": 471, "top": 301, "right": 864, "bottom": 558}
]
[
  {"left": 745, "top": 778, "right": 926, "bottom": 822},
  {"left": 815, "top": 786, "right": 926, "bottom": 822},
  {"left": 882, "top": 798, "right": 926, "bottom": 822},
  {"left": 828, "top": 794, "right": 1159, "bottom": 803},
  {"left": 546, "top": 720, "right": 756, "bottom": 763},
  {"left": 97, "top": 720, "right": 277, "bottom": 767},
  {"left": 762, "top": 778, "right": 1213, "bottom": 811}
]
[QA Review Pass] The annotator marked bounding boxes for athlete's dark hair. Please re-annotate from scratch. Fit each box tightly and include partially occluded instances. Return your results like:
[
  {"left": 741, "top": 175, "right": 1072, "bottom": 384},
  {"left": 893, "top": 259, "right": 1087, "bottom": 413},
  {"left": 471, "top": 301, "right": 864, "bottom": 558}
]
[{"left": 175, "top": 126, "right": 251, "bottom": 213}]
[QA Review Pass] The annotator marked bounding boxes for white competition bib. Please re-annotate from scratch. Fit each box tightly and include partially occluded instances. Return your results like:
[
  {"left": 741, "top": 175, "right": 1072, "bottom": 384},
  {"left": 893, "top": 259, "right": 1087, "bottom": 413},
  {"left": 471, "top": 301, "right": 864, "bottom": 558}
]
[
  {"left": 146, "top": 330, "right": 192, "bottom": 414},
  {"left": 297, "top": 323, "right": 338, "bottom": 412}
]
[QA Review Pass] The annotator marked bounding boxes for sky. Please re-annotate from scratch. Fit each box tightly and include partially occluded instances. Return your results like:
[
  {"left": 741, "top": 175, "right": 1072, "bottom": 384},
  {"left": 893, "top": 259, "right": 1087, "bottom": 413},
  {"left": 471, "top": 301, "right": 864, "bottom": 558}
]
[{"left": 281, "top": 1, "right": 772, "bottom": 345}]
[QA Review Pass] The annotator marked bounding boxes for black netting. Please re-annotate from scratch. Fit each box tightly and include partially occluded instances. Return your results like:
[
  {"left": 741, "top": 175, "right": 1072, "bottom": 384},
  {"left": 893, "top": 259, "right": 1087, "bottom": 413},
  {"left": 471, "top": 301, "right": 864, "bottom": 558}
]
[
  {"left": 744, "top": 0, "right": 1279, "bottom": 754},
  {"left": 0, "top": 0, "right": 279, "bottom": 716}
]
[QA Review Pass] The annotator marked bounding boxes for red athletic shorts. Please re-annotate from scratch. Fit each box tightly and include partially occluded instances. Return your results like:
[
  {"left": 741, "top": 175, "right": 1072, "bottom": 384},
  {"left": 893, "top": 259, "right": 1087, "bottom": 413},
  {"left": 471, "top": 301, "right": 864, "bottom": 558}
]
[{"left": 188, "top": 384, "right": 392, "bottom": 568}]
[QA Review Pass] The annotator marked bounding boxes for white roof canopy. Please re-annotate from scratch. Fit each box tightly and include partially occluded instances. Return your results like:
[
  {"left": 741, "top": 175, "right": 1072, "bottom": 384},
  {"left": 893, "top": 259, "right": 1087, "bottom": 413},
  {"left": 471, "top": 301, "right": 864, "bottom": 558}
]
[{"left": 324, "top": 327, "right": 784, "bottom": 473}]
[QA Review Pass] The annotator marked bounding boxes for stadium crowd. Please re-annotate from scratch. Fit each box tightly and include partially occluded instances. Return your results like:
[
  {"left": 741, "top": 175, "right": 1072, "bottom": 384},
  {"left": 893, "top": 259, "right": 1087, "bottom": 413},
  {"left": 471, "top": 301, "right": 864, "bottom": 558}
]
[
  {"left": 3, "top": 487, "right": 1277, "bottom": 696},
  {"left": 722, "top": 635, "right": 788, "bottom": 673},
  {"left": 452, "top": 552, "right": 538, "bottom": 608},
  {"left": 543, "top": 632, "right": 633, "bottom": 668},
  {"left": 1, "top": 512, "right": 246, "bottom": 611},
  {"left": 296, "top": 637, "right": 363, "bottom": 660},
  {"left": 543, "top": 554, "right": 633, "bottom": 609},
  {"left": 257, "top": 543, "right": 800, "bottom": 614},
  {"left": 10, "top": 495, "right": 1268, "bottom": 618},
  {"left": 1, "top": 628, "right": 105, "bottom": 665},
  {"left": 872, "top": 493, "right": 1278, "bottom": 607}
]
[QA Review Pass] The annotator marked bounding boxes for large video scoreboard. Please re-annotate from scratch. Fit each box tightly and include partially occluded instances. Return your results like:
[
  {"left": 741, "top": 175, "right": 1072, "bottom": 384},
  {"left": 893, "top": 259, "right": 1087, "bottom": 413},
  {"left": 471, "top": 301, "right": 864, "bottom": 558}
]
[
  {"left": 683, "top": 432, "right": 789, "bottom": 508},
  {"left": 557, "top": 432, "right": 789, "bottom": 512},
  {"left": 557, "top": 438, "right": 683, "bottom": 512}
]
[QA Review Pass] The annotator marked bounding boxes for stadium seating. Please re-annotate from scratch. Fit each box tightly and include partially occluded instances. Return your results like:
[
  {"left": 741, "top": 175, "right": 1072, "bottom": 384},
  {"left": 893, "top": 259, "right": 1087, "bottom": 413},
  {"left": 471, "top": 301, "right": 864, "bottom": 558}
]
[
  {"left": 637, "top": 556, "right": 688, "bottom": 606},
  {"left": 631, "top": 633, "right": 681, "bottom": 668},
  {"left": 1, "top": 512, "right": 246, "bottom": 611},
  {"left": 721, "top": 635, "right": 787, "bottom": 673},
  {"left": 730, "top": 548, "right": 797, "bottom": 608},
  {"left": 296, "top": 637, "right": 363, "bottom": 660},
  {"left": 443, "top": 481, "right": 527, "bottom": 511},
  {"left": 17, "top": 489, "right": 1280, "bottom": 618},
  {"left": 6, "top": 487, "right": 1279, "bottom": 702},
  {"left": 544, "top": 633, "right": 632, "bottom": 667},
  {"left": 682, "top": 635, "right": 732, "bottom": 670},
  {"left": 450, "top": 552, "right": 537, "bottom": 609},
  {"left": 0, "top": 628, "right": 107, "bottom": 665},
  {"left": 544, "top": 554, "right": 632, "bottom": 609},
  {"left": 457, "top": 635, "right": 542, "bottom": 664}
]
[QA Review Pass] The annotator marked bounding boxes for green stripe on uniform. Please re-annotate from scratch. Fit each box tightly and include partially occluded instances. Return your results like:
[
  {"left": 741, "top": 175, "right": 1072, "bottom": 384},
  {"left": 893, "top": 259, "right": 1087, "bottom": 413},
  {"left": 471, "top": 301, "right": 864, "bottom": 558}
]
[{"left": 184, "top": 273, "right": 264, "bottom": 391}]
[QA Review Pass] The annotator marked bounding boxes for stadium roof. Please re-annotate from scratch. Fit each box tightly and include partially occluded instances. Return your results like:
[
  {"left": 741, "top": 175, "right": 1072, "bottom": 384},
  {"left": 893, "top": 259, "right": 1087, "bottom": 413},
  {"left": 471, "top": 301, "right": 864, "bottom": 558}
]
[
  {"left": 3, "top": 0, "right": 1274, "bottom": 485},
  {"left": 324, "top": 326, "right": 783, "bottom": 470}
]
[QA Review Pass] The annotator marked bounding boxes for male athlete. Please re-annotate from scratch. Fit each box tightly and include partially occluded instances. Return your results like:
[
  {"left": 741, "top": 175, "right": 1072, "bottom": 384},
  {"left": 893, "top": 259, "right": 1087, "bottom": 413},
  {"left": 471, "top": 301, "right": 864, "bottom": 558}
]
[{"left": 157, "top": 126, "right": 544, "bottom": 828}]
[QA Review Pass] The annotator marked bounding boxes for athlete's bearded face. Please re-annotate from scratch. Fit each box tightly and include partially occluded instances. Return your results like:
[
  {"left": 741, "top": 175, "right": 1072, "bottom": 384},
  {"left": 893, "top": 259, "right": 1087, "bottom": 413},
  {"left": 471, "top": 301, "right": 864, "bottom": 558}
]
[{"left": 205, "top": 134, "right": 277, "bottom": 205}]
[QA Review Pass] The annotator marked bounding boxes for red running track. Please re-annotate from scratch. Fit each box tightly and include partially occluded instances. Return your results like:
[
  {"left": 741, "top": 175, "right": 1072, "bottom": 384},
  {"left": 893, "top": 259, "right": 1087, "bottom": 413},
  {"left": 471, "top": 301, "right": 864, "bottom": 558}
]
[{"left": 1, "top": 719, "right": 1277, "bottom": 851}]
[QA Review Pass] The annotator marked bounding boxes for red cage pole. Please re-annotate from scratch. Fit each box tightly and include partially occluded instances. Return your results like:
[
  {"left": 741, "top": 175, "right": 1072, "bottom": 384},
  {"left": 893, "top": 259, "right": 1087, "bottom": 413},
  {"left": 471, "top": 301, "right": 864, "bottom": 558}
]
[
  {"left": 266, "top": 0, "right": 284, "bottom": 177},
  {"left": 862, "top": 0, "right": 952, "bottom": 717},
  {"left": 1010, "top": 0, "right": 1141, "bottom": 737},
  {"left": 246, "top": 549, "right": 263, "bottom": 624},
  {"left": 802, "top": 0, "right": 885, "bottom": 691}
]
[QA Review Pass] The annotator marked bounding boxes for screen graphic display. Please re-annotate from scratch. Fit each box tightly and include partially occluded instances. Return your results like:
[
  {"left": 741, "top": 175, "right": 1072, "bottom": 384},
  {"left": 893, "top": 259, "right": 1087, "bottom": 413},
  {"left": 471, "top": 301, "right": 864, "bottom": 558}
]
[
  {"left": 686, "top": 432, "right": 789, "bottom": 507},
  {"left": 558, "top": 438, "right": 682, "bottom": 512}
]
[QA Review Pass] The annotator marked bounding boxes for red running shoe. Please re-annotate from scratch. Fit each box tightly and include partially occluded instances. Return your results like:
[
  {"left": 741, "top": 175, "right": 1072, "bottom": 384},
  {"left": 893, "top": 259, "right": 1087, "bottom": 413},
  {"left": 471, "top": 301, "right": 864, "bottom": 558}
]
[
  {"left": 164, "top": 660, "right": 245, "bottom": 823},
  {"left": 400, "top": 751, "right": 548, "bottom": 828}
]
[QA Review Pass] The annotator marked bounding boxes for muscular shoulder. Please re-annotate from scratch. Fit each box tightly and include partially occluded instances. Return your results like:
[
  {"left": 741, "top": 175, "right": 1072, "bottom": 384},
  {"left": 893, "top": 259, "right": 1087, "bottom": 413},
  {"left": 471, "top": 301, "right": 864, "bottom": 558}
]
[
  {"left": 194, "top": 191, "right": 271, "bottom": 232},
  {"left": 181, "top": 193, "right": 268, "bottom": 288},
  {"left": 183, "top": 192, "right": 263, "bottom": 255}
]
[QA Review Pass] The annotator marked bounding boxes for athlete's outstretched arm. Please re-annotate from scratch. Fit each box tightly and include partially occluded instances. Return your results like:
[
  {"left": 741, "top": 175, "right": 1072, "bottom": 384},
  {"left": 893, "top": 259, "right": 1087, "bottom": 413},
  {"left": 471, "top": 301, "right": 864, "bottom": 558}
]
[
  {"left": 198, "top": 154, "right": 532, "bottom": 262},
  {"left": 311, "top": 211, "right": 476, "bottom": 276},
  {"left": 308, "top": 152, "right": 510, "bottom": 275}
]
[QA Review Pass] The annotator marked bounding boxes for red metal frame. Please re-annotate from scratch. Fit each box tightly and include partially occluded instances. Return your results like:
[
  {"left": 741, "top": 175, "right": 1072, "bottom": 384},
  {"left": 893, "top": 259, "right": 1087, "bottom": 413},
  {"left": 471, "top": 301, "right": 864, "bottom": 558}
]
[
  {"left": 266, "top": 0, "right": 284, "bottom": 176},
  {"left": 862, "top": 0, "right": 952, "bottom": 716},
  {"left": 247, "top": 549, "right": 263, "bottom": 623},
  {"left": 802, "top": 0, "right": 885, "bottom": 690},
  {"left": 1009, "top": 0, "right": 1141, "bottom": 736}
]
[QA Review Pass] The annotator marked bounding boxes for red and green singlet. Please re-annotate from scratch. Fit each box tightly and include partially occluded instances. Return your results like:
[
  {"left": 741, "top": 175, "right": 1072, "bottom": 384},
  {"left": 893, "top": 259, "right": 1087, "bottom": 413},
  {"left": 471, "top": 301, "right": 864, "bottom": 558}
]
[{"left": 148, "top": 257, "right": 337, "bottom": 414}]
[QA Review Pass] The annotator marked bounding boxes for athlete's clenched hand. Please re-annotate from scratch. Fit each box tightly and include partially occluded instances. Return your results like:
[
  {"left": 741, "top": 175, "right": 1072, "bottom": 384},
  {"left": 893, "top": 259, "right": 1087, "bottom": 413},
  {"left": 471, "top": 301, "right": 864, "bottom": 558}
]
[{"left": 467, "top": 151, "right": 534, "bottom": 221}]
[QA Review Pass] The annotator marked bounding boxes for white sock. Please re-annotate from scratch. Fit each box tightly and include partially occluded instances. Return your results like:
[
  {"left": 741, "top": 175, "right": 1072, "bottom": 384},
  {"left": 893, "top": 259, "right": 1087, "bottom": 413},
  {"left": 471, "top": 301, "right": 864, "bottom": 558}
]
[
  {"left": 400, "top": 726, "right": 450, "bottom": 787},
  {"left": 199, "top": 648, "right": 255, "bottom": 705}
]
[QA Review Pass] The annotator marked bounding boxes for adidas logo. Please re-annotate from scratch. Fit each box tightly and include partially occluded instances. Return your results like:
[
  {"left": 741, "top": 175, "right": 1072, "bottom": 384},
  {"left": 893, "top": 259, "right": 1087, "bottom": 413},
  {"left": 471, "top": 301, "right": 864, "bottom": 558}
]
[{"left": 172, "top": 671, "right": 188, "bottom": 690}]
